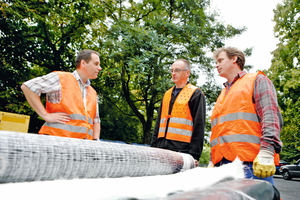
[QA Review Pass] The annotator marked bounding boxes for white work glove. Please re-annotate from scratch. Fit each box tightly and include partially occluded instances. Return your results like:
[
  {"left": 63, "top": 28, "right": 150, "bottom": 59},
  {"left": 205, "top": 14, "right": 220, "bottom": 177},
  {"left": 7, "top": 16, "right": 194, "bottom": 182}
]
[
  {"left": 253, "top": 150, "right": 275, "bottom": 178},
  {"left": 207, "top": 160, "right": 214, "bottom": 168}
]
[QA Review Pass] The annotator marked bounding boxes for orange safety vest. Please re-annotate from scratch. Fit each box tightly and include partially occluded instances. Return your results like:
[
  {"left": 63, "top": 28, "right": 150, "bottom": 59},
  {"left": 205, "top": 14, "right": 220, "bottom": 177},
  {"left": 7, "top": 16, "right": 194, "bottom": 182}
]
[
  {"left": 274, "top": 153, "right": 280, "bottom": 166},
  {"left": 210, "top": 72, "right": 279, "bottom": 165},
  {"left": 39, "top": 72, "right": 97, "bottom": 140},
  {"left": 158, "top": 83, "right": 198, "bottom": 143}
]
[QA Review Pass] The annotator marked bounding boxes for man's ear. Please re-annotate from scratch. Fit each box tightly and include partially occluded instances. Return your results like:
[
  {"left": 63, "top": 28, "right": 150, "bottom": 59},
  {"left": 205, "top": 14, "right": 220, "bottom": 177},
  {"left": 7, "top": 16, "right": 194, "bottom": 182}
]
[
  {"left": 232, "top": 55, "right": 238, "bottom": 64},
  {"left": 186, "top": 70, "right": 190, "bottom": 78},
  {"left": 79, "top": 59, "right": 86, "bottom": 68}
]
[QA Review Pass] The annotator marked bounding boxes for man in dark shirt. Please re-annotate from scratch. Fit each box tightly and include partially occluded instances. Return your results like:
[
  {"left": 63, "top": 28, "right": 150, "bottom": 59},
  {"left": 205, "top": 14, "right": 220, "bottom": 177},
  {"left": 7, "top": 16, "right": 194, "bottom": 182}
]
[{"left": 150, "top": 59, "right": 206, "bottom": 166}]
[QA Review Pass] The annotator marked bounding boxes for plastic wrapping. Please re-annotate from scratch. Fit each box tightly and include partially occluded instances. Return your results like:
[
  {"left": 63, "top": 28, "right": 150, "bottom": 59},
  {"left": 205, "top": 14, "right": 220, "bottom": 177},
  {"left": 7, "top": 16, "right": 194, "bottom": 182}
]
[
  {"left": 0, "top": 131, "right": 195, "bottom": 183},
  {"left": 0, "top": 131, "right": 279, "bottom": 200},
  {"left": 0, "top": 159, "right": 247, "bottom": 200},
  {"left": 164, "top": 179, "right": 280, "bottom": 200}
]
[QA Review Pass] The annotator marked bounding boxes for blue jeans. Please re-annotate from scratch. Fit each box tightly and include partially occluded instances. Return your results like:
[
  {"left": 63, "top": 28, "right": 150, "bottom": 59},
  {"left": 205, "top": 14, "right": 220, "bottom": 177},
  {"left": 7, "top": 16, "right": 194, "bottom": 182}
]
[{"left": 215, "top": 158, "right": 275, "bottom": 186}]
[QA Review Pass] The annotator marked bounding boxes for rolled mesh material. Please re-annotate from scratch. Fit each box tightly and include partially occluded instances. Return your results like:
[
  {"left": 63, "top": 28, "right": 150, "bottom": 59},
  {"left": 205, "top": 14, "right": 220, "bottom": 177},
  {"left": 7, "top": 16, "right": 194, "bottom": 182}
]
[{"left": 0, "top": 131, "right": 195, "bottom": 183}]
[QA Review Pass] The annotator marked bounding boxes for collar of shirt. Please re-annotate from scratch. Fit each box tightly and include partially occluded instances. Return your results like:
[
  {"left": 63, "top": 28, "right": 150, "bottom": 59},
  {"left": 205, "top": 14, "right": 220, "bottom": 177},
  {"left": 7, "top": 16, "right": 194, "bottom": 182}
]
[
  {"left": 172, "top": 82, "right": 189, "bottom": 96},
  {"left": 223, "top": 71, "right": 247, "bottom": 95},
  {"left": 72, "top": 70, "right": 91, "bottom": 87},
  {"left": 223, "top": 71, "right": 247, "bottom": 88}
]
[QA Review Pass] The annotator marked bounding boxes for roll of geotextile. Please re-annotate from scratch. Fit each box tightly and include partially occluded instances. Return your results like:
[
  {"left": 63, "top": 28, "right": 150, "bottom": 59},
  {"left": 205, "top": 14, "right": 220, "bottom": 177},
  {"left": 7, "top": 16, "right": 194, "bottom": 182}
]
[{"left": 0, "top": 131, "right": 195, "bottom": 183}]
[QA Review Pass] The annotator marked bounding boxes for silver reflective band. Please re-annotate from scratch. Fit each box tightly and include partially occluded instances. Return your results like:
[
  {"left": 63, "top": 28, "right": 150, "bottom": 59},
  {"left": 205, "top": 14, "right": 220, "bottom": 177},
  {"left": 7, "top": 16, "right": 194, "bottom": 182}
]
[
  {"left": 158, "top": 127, "right": 192, "bottom": 137},
  {"left": 219, "top": 112, "right": 259, "bottom": 123},
  {"left": 44, "top": 122, "right": 92, "bottom": 134},
  {"left": 87, "top": 129, "right": 93, "bottom": 137},
  {"left": 158, "top": 127, "right": 165, "bottom": 133},
  {"left": 88, "top": 117, "right": 93, "bottom": 124},
  {"left": 210, "top": 138, "right": 219, "bottom": 147},
  {"left": 69, "top": 113, "right": 93, "bottom": 124},
  {"left": 210, "top": 134, "right": 260, "bottom": 147},
  {"left": 167, "top": 127, "right": 192, "bottom": 137},
  {"left": 211, "top": 118, "right": 218, "bottom": 129},
  {"left": 160, "top": 118, "right": 193, "bottom": 127},
  {"left": 169, "top": 117, "right": 193, "bottom": 126},
  {"left": 160, "top": 118, "right": 166, "bottom": 124},
  {"left": 211, "top": 112, "right": 259, "bottom": 129}
]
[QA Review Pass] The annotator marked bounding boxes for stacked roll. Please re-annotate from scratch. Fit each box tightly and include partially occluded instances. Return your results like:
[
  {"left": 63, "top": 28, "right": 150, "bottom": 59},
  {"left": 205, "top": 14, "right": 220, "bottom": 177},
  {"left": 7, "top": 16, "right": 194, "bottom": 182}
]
[{"left": 0, "top": 131, "right": 195, "bottom": 183}]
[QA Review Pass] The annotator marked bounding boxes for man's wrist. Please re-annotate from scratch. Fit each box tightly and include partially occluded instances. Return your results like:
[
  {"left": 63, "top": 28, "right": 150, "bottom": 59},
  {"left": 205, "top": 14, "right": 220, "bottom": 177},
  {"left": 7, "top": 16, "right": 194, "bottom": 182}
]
[
  {"left": 258, "top": 149, "right": 274, "bottom": 157},
  {"left": 257, "top": 150, "right": 274, "bottom": 164}
]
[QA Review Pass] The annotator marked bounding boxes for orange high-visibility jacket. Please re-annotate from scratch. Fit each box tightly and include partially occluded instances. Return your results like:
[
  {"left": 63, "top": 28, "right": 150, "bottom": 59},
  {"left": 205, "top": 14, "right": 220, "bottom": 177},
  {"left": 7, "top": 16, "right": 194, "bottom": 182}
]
[
  {"left": 210, "top": 72, "right": 279, "bottom": 164},
  {"left": 39, "top": 72, "right": 97, "bottom": 140},
  {"left": 158, "top": 83, "right": 198, "bottom": 143}
]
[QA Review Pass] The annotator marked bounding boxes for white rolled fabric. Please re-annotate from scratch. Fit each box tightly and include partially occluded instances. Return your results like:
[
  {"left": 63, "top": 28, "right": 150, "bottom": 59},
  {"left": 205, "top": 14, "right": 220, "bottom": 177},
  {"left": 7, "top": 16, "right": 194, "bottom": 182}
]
[{"left": 0, "top": 131, "right": 195, "bottom": 183}]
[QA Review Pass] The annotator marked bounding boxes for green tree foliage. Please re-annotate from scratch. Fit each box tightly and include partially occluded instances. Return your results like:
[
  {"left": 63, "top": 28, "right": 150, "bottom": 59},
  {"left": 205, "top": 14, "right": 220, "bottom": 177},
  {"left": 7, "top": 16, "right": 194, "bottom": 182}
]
[
  {"left": 1, "top": 0, "right": 245, "bottom": 144},
  {"left": 199, "top": 143, "right": 211, "bottom": 165},
  {"left": 1, "top": 0, "right": 106, "bottom": 132},
  {"left": 267, "top": 0, "right": 300, "bottom": 162},
  {"left": 90, "top": 0, "right": 245, "bottom": 144}
]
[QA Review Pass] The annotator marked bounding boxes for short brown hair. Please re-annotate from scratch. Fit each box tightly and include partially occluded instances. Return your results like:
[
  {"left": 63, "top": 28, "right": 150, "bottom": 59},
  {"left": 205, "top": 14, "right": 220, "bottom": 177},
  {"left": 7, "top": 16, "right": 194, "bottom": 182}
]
[
  {"left": 75, "top": 49, "right": 100, "bottom": 68},
  {"left": 213, "top": 47, "right": 245, "bottom": 70}
]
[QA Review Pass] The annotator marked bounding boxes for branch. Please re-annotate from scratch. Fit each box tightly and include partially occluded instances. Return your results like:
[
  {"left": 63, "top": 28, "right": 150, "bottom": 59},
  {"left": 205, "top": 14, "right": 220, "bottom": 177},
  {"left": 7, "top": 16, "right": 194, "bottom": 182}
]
[
  {"left": 121, "top": 64, "right": 146, "bottom": 124},
  {"left": 135, "top": 0, "right": 161, "bottom": 22},
  {"left": 41, "top": 21, "right": 56, "bottom": 53},
  {"left": 102, "top": 95, "right": 136, "bottom": 117},
  {"left": 101, "top": 0, "right": 117, "bottom": 21}
]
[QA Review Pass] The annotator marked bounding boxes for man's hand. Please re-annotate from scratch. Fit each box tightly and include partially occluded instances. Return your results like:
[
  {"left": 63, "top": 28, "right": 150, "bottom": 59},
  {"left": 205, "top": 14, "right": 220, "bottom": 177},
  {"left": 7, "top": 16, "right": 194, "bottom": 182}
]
[
  {"left": 253, "top": 150, "right": 276, "bottom": 178},
  {"left": 21, "top": 84, "right": 71, "bottom": 124},
  {"left": 43, "top": 112, "right": 71, "bottom": 124},
  {"left": 194, "top": 160, "right": 199, "bottom": 167}
]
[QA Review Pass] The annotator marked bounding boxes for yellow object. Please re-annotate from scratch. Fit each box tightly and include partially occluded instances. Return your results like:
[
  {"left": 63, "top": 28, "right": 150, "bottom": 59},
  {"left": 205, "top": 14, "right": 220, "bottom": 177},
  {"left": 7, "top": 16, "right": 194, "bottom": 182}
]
[
  {"left": 253, "top": 152, "right": 276, "bottom": 178},
  {"left": 0, "top": 111, "right": 30, "bottom": 133}
]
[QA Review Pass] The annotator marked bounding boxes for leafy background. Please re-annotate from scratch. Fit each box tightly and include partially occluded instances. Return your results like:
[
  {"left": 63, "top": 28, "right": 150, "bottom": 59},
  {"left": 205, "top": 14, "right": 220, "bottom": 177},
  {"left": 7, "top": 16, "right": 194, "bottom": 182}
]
[{"left": 1, "top": 0, "right": 299, "bottom": 164}]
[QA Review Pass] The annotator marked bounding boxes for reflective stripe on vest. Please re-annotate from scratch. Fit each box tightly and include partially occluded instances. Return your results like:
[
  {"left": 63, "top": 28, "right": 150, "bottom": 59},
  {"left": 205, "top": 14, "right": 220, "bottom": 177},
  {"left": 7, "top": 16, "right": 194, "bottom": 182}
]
[
  {"left": 158, "top": 83, "right": 198, "bottom": 143},
  {"left": 210, "top": 72, "right": 264, "bottom": 164},
  {"left": 160, "top": 117, "right": 194, "bottom": 127},
  {"left": 43, "top": 122, "right": 93, "bottom": 137},
  {"left": 69, "top": 113, "right": 93, "bottom": 125},
  {"left": 210, "top": 134, "right": 261, "bottom": 148},
  {"left": 43, "top": 113, "right": 94, "bottom": 137},
  {"left": 158, "top": 127, "right": 193, "bottom": 137},
  {"left": 211, "top": 112, "right": 259, "bottom": 130}
]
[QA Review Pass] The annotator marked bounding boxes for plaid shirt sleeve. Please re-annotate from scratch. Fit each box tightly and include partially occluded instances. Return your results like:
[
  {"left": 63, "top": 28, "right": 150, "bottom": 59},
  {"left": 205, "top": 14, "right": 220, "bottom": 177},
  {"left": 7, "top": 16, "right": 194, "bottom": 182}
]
[
  {"left": 23, "top": 72, "right": 61, "bottom": 104},
  {"left": 254, "top": 74, "right": 283, "bottom": 153}
]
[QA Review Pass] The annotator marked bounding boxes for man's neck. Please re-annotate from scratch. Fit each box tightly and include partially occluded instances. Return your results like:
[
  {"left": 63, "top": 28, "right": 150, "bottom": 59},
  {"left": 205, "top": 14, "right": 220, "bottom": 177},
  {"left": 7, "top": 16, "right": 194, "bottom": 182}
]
[
  {"left": 175, "top": 82, "right": 188, "bottom": 89},
  {"left": 226, "top": 70, "right": 242, "bottom": 83},
  {"left": 76, "top": 69, "right": 88, "bottom": 84}
]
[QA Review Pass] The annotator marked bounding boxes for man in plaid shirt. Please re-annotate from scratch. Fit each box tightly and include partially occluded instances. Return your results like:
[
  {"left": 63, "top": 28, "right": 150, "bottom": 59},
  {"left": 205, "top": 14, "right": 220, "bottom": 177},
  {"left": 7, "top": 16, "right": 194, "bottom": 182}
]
[
  {"left": 209, "top": 47, "right": 283, "bottom": 186},
  {"left": 21, "top": 49, "right": 102, "bottom": 140}
]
